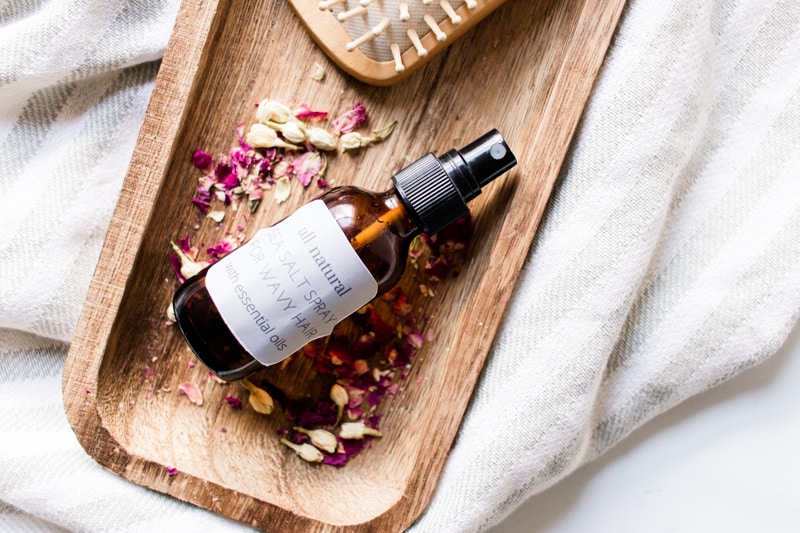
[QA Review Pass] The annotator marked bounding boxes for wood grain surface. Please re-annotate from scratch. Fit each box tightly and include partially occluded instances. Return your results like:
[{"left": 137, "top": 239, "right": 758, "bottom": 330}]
[{"left": 63, "top": 0, "right": 626, "bottom": 531}]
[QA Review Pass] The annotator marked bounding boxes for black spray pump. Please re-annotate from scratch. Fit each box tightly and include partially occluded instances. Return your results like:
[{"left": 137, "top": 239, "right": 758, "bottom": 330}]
[
  {"left": 173, "top": 130, "right": 517, "bottom": 381},
  {"left": 393, "top": 129, "right": 517, "bottom": 234}
]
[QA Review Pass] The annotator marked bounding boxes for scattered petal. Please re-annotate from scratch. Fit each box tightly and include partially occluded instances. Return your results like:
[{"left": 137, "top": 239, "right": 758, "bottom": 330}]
[
  {"left": 332, "top": 102, "right": 366, "bottom": 134},
  {"left": 224, "top": 396, "right": 243, "bottom": 409},
  {"left": 293, "top": 151, "right": 324, "bottom": 187},
  {"left": 206, "top": 210, "right": 225, "bottom": 223},
  {"left": 178, "top": 382, "right": 203, "bottom": 405},
  {"left": 165, "top": 466, "right": 178, "bottom": 477},
  {"left": 294, "top": 103, "right": 328, "bottom": 120},
  {"left": 274, "top": 176, "right": 291, "bottom": 203},
  {"left": 310, "top": 63, "right": 326, "bottom": 82},
  {"left": 191, "top": 150, "right": 214, "bottom": 174}
]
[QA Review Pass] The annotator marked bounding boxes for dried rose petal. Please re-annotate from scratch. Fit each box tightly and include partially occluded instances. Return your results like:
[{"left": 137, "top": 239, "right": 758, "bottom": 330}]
[
  {"left": 208, "top": 372, "right": 226, "bottom": 384},
  {"left": 294, "top": 103, "right": 328, "bottom": 120},
  {"left": 206, "top": 236, "right": 236, "bottom": 259},
  {"left": 224, "top": 396, "right": 242, "bottom": 409},
  {"left": 178, "top": 382, "right": 203, "bottom": 405},
  {"left": 294, "top": 399, "right": 337, "bottom": 428},
  {"left": 321, "top": 453, "right": 349, "bottom": 467},
  {"left": 293, "top": 151, "right": 324, "bottom": 187},
  {"left": 166, "top": 466, "right": 178, "bottom": 477},
  {"left": 332, "top": 103, "right": 366, "bottom": 134},
  {"left": 192, "top": 150, "right": 214, "bottom": 174}
]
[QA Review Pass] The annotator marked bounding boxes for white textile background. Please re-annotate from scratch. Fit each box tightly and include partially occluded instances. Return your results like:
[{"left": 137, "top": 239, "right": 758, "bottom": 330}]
[{"left": 1, "top": 1, "right": 799, "bottom": 532}]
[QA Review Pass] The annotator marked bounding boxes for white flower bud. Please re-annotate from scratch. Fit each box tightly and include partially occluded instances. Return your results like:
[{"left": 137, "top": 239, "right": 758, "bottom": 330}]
[
  {"left": 246, "top": 123, "right": 299, "bottom": 150},
  {"left": 169, "top": 241, "right": 206, "bottom": 279},
  {"left": 274, "top": 176, "right": 291, "bottom": 204},
  {"left": 280, "top": 120, "right": 307, "bottom": 144},
  {"left": 330, "top": 383, "right": 348, "bottom": 423},
  {"left": 308, "top": 127, "right": 337, "bottom": 151},
  {"left": 339, "top": 132, "right": 365, "bottom": 152},
  {"left": 339, "top": 421, "right": 382, "bottom": 440},
  {"left": 293, "top": 427, "right": 338, "bottom": 453},
  {"left": 255, "top": 99, "right": 292, "bottom": 124},
  {"left": 280, "top": 438, "right": 324, "bottom": 463}
]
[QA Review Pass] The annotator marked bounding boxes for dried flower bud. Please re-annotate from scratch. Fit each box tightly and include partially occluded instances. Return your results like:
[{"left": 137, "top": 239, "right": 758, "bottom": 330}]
[
  {"left": 178, "top": 382, "right": 203, "bottom": 406},
  {"left": 340, "top": 120, "right": 397, "bottom": 152},
  {"left": 339, "top": 132, "right": 364, "bottom": 152},
  {"left": 280, "top": 120, "right": 307, "bottom": 144},
  {"left": 280, "top": 438, "right": 324, "bottom": 463},
  {"left": 339, "top": 421, "right": 382, "bottom": 440},
  {"left": 256, "top": 99, "right": 293, "bottom": 124},
  {"left": 370, "top": 119, "right": 397, "bottom": 143},
  {"left": 330, "top": 383, "right": 348, "bottom": 423},
  {"left": 308, "top": 127, "right": 337, "bottom": 151},
  {"left": 293, "top": 426, "right": 338, "bottom": 453},
  {"left": 242, "top": 379, "right": 274, "bottom": 414},
  {"left": 246, "top": 123, "right": 299, "bottom": 150},
  {"left": 170, "top": 241, "right": 205, "bottom": 280}
]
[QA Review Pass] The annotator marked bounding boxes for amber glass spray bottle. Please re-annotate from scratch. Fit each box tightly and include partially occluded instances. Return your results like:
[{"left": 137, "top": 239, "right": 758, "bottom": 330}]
[{"left": 173, "top": 129, "right": 517, "bottom": 381}]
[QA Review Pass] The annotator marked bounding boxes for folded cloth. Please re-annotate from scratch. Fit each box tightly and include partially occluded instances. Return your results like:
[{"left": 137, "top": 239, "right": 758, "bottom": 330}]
[{"left": 1, "top": 1, "right": 798, "bottom": 532}]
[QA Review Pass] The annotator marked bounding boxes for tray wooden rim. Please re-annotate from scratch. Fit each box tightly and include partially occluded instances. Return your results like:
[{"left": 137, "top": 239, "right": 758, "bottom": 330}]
[{"left": 62, "top": 0, "right": 627, "bottom": 530}]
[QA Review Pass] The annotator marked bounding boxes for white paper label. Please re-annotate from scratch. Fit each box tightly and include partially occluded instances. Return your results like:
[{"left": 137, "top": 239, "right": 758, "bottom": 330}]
[{"left": 205, "top": 200, "right": 378, "bottom": 366}]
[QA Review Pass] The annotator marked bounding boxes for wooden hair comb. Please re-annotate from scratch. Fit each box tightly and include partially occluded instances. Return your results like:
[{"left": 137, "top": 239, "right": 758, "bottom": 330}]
[{"left": 288, "top": 0, "right": 506, "bottom": 86}]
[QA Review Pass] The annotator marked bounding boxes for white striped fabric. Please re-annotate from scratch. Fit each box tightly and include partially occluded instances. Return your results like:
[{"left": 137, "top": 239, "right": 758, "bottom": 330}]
[{"left": 1, "top": 1, "right": 799, "bottom": 532}]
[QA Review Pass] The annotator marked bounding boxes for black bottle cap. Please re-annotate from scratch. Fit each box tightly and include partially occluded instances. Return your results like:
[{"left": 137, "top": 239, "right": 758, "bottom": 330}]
[{"left": 392, "top": 129, "right": 517, "bottom": 234}]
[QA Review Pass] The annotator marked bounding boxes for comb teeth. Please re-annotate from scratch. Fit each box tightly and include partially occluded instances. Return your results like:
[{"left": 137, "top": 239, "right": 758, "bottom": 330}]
[{"left": 321, "top": 0, "right": 479, "bottom": 69}]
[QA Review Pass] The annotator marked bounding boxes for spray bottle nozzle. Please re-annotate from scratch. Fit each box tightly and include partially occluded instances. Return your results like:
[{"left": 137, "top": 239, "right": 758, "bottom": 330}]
[
  {"left": 438, "top": 129, "right": 517, "bottom": 203},
  {"left": 392, "top": 129, "right": 517, "bottom": 234}
]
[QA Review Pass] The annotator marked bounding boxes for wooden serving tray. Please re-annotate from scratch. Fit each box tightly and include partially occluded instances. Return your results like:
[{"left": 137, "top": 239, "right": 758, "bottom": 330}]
[{"left": 63, "top": 0, "right": 626, "bottom": 531}]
